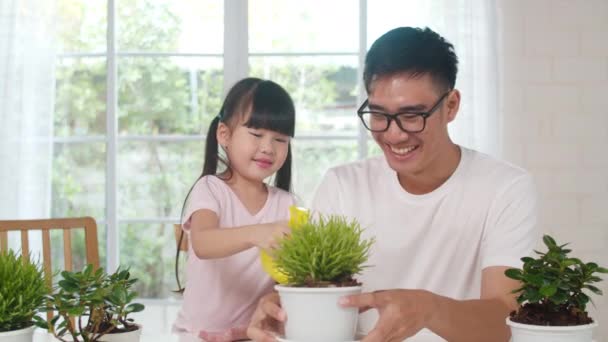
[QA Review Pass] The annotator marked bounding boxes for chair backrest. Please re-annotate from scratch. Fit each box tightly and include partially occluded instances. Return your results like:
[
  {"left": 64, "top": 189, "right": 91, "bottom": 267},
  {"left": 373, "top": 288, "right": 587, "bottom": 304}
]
[
  {"left": 0, "top": 216, "right": 100, "bottom": 286},
  {"left": 0, "top": 217, "right": 99, "bottom": 274},
  {"left": 0, "top": 217, "right": 100, "bottom": 323},
  {"left": 174, "top": 223, "right": 188, "bottom": 252}
]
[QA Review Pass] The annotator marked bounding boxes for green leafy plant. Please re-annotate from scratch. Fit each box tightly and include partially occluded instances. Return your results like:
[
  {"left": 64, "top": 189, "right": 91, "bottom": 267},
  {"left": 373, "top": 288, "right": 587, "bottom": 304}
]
[
  {"left": 33, "top": 264, "right": 145, "bottom": 341},
  {"left": 274, "top": 214, "right": 375, "bottom": 287},
  {"left": 0, "top": 250, "right": 49, "bottom": 332},
  {"left": 505, "top": 235, "right": 608, "bottom": 325}
]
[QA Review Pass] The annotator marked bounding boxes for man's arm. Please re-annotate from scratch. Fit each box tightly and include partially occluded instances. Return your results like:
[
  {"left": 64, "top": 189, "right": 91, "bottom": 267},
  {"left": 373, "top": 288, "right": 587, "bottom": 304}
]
[
  {"left": 426, "top": 266, "right": 518, "bottom": 341},
  {"left": 421, "top": 173, "right": 538, "bottom": 340},
  {"left": 340, "top": 266, "right": 519, "bottom": 342}
]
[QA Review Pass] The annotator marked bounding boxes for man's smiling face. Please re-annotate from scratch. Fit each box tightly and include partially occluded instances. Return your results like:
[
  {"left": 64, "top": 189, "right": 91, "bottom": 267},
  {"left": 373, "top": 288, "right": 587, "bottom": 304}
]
[{"left": 367, "top": 73, "right": 458, "bottom": 178}]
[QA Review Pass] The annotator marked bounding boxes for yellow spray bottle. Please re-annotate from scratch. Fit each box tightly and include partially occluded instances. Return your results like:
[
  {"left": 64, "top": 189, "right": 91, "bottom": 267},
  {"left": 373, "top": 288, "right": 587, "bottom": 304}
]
[{"left": 259, "top": 206, "right": 309, "bottom": 284}]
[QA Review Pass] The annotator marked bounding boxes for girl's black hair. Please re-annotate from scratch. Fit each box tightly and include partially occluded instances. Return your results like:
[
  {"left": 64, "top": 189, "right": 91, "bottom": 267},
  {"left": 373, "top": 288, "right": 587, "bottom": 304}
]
[{"left": 174, "top": 77, "right": 296, "bottom": 292}]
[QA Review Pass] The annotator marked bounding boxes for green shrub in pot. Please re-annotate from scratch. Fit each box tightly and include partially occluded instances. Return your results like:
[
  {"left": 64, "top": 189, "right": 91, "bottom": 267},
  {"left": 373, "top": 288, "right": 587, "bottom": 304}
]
[
  {"left": 272, "top": 213, "right": 375, "bottom": 341},
  {"left": 0, "top": 250, "right": 49, "bottom": 338},
  {"left": 273, "top": 213, "right": 375, "bottom": 287},
  {"left": 33, "top": 265, "right": 145, "bottom": 342},
  {"left": 505, "top": 235, "right": 608, "bottom": 342}
]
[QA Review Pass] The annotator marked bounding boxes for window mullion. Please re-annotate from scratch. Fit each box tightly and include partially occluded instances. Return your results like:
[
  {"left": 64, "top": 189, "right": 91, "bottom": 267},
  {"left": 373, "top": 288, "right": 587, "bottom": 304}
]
[
  {"left": 358, "top": 0, "right": 368, "bottom": 160},
  {"left": 224, "top": 0, "right": 249, "bottom": 96},
  {"left": 106, "top": 0, "right": 119, "bottom": 272}
]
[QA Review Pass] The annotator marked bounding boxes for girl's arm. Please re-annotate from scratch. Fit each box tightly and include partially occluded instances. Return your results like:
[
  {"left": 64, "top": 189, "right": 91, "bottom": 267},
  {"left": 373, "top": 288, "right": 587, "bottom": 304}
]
[{"left": 189, "top": 209, "right": 290, "bottom": 259}]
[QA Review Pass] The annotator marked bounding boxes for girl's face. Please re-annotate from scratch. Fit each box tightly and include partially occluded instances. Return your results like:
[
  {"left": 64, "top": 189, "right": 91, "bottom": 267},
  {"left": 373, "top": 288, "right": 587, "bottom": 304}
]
[{"left": 218, "top": 118, "right": 290, "bottom": 184}]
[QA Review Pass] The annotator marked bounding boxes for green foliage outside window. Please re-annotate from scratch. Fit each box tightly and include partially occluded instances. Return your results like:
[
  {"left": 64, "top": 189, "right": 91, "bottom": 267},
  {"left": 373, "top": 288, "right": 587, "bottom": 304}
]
[{"left": 52, "top": 0, "right": 361, "bottom": 298}]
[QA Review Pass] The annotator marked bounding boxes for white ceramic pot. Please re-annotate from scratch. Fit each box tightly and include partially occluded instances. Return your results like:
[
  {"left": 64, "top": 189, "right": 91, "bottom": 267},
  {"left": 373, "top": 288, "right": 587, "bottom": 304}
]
[
  {"left": 507, "top": 317, "right": 597, "bottom": 342},
  {"left": 275, "top": 285, "right": 361, "bottom": 342},
  {"left": 97, "top": 325, "right": 142, "bottom": 342},
  {"left": 0, "top": 326, "right": 35, "bottom": 342},
  {"left": 50, "top": 325, "right": 142, "bottom": 342}
]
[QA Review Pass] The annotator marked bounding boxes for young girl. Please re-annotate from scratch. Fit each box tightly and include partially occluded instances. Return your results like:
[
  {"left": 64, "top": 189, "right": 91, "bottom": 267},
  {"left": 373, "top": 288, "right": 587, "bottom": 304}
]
[{"left": 172, "top": 78, "right": 297, "bottom": 342}]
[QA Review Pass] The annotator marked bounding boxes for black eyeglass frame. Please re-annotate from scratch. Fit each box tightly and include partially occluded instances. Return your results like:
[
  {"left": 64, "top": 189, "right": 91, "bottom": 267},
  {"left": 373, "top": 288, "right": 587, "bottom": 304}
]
[{"left": 356, "top": 90, "right": 451, "bottom": 133}]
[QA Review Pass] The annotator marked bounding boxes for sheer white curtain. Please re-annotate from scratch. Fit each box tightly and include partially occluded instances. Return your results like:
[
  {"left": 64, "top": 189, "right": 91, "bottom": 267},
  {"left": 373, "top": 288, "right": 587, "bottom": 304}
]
[
  {"left": 0, "top": 0, "right": 56, "bottom": 220},
  {"left": 368, "top": 0, "right": 501, "bottom": 156}
]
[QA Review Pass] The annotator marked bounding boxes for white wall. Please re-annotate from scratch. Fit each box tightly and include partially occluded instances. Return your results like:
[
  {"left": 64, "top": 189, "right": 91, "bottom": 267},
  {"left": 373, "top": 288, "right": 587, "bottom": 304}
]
[{"left": 499, "top": 0, "right": 608, "bottom": 339}]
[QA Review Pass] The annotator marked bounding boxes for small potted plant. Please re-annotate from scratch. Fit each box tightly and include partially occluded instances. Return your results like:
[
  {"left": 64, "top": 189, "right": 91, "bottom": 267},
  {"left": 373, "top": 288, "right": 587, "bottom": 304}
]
[
  {"left": 272, "top": 211, "right": 375, "bottom": 342},
  {"left": 0, "top": 250, "right": 49, "bottom": 342},
  {"left": 505, "top": 235, "right": 607, "bottom": 342},
  {"left": 34, "top": 264, "right": 145, "bottom": 342}
]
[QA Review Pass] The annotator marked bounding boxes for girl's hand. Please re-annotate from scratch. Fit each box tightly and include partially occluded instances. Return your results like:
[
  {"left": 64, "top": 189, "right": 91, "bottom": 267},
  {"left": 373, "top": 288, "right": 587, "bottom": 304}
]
[
  {"left": 247, "top": 291, "right": 285, "bottom": 342},
  {"left": 251, "top": 221, "right": 291, "bottom": 251}
]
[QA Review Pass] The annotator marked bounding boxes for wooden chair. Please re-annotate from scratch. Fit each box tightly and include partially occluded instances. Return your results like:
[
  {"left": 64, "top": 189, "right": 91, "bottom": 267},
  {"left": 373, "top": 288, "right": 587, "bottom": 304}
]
[{"left": 0, "top": 217, "right": 100, "bottom": 321}]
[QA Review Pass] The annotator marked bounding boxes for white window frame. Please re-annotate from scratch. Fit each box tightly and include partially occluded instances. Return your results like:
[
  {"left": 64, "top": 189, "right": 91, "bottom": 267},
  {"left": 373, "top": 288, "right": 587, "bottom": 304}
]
[{"left": 56, "top": 0, "right": 369, "bottom": 279}]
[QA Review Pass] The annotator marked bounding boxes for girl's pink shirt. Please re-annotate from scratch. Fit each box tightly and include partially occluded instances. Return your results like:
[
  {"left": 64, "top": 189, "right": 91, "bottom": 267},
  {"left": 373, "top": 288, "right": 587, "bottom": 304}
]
[{"left": 173, "top": 175, "right": 296, "bottom": 340}]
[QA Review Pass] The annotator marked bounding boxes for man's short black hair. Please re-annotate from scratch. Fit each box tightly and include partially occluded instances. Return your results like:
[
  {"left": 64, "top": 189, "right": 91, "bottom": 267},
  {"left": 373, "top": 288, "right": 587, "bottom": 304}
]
[{"left": 364, "top": 27, "right": 458, "bottom": 93}]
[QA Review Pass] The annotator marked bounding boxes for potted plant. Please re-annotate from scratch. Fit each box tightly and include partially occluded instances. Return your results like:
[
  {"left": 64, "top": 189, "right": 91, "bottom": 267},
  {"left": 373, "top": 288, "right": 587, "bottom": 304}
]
[
  {"left": 505, "top": 235, "right": 607, "bottom": 342},
  {"left": 272, "top": 210, "right": 375, "bottom": 342},
  {"left": 33, "top": 264, "right": 145, "bottom": 342},
  {"left": 0, "top": 250, "right": 49, "bottom": 342}
]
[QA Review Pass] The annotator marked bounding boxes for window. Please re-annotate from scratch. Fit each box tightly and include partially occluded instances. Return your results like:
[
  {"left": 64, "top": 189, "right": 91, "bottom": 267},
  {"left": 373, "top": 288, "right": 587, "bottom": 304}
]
[
  {"left": 54, "top": 0, "right": 370, "bottom": 294},
  {"left": 55, "top": 0, "right": 224, "bottom": 303},
  {"left": 52, "top": 1, "right": 370, "bottom": 335},
  {"left": 249, "top": 0, "right": 365, "bottom": 205},
  {"left": 49, "top": 0, "right": 495, "bottom": 337}
]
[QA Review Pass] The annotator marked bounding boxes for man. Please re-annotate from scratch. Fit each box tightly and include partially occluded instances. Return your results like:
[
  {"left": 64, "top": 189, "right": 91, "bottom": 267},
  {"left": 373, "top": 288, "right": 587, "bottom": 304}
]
[{"left": 247, "top": 27, "right": 538, "bottom": 342}]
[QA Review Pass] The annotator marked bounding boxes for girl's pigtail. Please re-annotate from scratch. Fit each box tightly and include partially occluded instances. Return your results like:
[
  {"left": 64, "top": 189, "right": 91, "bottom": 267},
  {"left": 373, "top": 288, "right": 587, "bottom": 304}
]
[
  {"left": 202, "top": 115, "right": 221, "bottom": 176},
  {"left": 274, "top": 144, "right": 292, "bottom": 192},
  {"left": 174, "top": 114, "right": 223, "bottom": 293}
]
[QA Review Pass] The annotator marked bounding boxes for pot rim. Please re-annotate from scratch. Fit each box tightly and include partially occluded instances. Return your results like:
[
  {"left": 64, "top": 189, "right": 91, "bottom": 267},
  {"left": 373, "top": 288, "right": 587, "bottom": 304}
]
[
  {"left": 506, "top": 317, "right": 598, "bottom": 331},
  {"left": 101, "top": 323, "right": 142, "bottom": 335},
  {"left": 275, "top": 284, "right": 362, "bottom": 293},
  {"left": 0, "top": 325, "right": 36, "bottom": 336}
]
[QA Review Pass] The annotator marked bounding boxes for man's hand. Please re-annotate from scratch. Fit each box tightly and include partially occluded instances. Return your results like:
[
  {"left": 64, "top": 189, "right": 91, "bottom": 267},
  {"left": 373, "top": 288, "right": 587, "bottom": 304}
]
[
  {"left": 247, "top": 292, "right": 286, "bottom": 342},
  {"left": 339, "top": 289, "right": 439, "bottom": 342}
]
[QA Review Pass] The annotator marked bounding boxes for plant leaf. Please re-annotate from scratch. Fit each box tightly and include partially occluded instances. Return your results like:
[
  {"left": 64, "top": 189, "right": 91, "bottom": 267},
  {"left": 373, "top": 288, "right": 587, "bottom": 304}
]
[
  {"left": 504, "top": 268, "right": 523, "bottom": 280},
  {"left": 539, "top": 285, "right": 557, "bottom": 297},
  {"left": 543, "top": 235, "right": 557, "bottom": 248}
]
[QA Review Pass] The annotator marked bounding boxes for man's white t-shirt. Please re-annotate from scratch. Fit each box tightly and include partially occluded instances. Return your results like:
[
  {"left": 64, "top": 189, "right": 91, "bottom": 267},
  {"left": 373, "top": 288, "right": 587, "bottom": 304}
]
[{"left": 310, "top": 146, "right": 539, "bottom": 341}]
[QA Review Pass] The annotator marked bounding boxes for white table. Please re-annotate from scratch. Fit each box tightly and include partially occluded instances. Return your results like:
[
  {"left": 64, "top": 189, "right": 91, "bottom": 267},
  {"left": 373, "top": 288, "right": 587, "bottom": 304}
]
[
  {"left": 33, "top": 329, "right": 205, "bottom": 342},
  {"left": 34, "top": 328, "right": 454, "bottom": 342}
]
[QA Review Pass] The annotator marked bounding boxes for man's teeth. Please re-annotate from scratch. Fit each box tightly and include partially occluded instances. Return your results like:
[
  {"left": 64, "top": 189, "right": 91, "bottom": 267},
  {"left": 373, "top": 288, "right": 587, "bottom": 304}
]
[{"left": 390, "top": 145, "right": 416, "bottom": 155}]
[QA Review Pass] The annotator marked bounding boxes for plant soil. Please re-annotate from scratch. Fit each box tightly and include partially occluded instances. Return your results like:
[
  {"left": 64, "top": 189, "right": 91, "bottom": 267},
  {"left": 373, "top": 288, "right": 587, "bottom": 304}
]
[
  {"left": 290, "top": 276, "right": 360, "bottom": 288},
  {"left": 510, "top": 303, "right": 593, "bottom": 326}
]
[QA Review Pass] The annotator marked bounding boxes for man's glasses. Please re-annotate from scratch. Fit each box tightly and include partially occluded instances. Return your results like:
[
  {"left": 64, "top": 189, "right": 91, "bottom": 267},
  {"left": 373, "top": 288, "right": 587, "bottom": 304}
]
[{"left": 357, "top": 91, "right": 451, "bottom": 133}]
